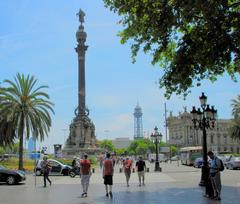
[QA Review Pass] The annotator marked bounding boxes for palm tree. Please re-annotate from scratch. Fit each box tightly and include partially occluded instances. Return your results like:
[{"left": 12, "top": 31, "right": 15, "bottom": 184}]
[
  {"left": 0, "top": 73, "right": 54, "bottom": 170},
  {"left": 229, "top": 95, "right": 240, "bottom": 140}
]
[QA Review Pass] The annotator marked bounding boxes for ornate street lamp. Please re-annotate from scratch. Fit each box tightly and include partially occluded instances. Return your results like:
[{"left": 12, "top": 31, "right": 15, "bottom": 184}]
[
  {"left": 190, "top": 92, "right": 217, "bottom": 186},
  {"left": 151, "top": 126, "right": 163, "bottom": 172}
]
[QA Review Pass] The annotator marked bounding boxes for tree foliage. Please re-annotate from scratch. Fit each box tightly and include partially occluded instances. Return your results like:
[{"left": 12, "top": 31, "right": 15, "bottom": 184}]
[
  {"left": 0, "top": 73, "right": 54, "bottom": 170},
  {"left": 127, "top": 138, "right": 155, "bottom": 155},
  {"left": 103, "top": 0, "right": 240, "bottom": 98},
  {"left": 229, "top": 95, "right": 240, "bottom": 139},
  {"left": 99, "top": 139, "right": 115, "bottom": 152}
]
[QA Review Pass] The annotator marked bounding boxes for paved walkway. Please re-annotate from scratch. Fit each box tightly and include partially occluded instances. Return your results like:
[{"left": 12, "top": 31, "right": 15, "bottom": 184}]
[{"left": 0, "top": 162, "right": 240, "bottom": 204}]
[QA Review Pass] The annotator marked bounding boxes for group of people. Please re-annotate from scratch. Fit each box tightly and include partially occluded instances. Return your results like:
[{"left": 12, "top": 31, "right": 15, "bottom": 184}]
[
  {"left": 71, "top": 153, "right": 147, "bottom": 198},
  {"left": 40, "top": 151, "right": 222, "bottom": 200},
  {"left": 122, "top": 156, "right": 146, "bottom": 187}
]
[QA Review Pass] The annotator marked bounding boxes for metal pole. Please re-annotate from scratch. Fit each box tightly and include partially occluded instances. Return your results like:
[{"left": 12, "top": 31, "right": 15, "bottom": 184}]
[
  {"left": 155, "top": 139, "right": 161, "bottom": 171},
  {"left": 199, "top": 117, "right": 209, "bottom": 186},
  {"left": 164, "top": 103, "right": 167, "bottom": 143}
]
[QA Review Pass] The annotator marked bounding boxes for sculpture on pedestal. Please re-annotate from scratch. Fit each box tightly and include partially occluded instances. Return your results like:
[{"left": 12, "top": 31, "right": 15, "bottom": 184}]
[{"left": 63, "top": 9, "right": 97, "bottom": 156}]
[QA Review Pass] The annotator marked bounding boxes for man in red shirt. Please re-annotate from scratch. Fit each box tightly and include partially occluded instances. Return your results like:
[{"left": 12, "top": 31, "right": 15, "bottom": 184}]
[
  {"left": 80, "top": 153, "right": 91, "bottom": 197},
  {"left": 103, "top": 153, "right": 114, "bottom": 198},
  {"left": 123, "top": 157, "right": 132, "bottom": 187}
]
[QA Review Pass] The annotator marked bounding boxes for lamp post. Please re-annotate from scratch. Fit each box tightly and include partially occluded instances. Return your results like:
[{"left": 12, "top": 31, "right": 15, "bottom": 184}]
[
  {"left": 151, "top": 126, "right": 163, "bottom": 172},
  {"left": 190, "top": 92, "right": 217, "bottom": 186}
]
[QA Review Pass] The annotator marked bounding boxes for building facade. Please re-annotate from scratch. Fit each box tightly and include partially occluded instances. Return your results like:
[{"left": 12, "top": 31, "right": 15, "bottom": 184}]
[
  {"left": 112, "top": 137, "right": 131, "bottom": 149},
  {"left": 167, "top": 108, "right": 240, "bottom": 153}
]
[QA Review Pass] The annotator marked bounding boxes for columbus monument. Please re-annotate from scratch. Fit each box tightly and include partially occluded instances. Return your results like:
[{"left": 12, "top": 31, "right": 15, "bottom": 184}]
[{"left": 63, "top": 9, "right": 97, "bottom": 156}]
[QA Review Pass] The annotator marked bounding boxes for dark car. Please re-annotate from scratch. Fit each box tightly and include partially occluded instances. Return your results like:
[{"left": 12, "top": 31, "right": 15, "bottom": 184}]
[
  {"left": 35, "top": 159, "right": 72, "bottom": 176},
  {"left": 193, "top": 157, "right": 211, "bottom": 168},
  {"left": 0, "top": 165, "right": 26, "bottom": 185},
  {"left": 193, "top": 157, "right": 203, "bottom": 168}
]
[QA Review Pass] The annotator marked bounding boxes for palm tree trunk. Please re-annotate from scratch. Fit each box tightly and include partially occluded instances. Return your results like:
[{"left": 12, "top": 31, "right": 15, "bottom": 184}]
[
  {"left": 18, "top": 118, "right": 24, "bottom": 170},
  {"left": 18, "top": 133, "right": 24, "bottom": 170}
]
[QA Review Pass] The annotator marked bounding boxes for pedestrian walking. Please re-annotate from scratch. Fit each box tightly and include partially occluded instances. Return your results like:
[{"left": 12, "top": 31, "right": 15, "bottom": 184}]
[
  {"left": 103, "top": 153, "right": 114, "bottom": 198},
  {"left": 41, "top": 156, "right": 52, "bottom": 187},
  {"left": 208, "top": 151, "right": 222, "bottom": 200},
  {"left": 136, "top": 156, "right": 146, "bottom": 186},
  {"left": 72, "top": 156, "right": 77, "bottom": 168},
  {"left": 123, "top": 157, "right": 132, "bottom": 187},
  {"left": 80, "top": 153, "right": 91, "bottom": 197}
]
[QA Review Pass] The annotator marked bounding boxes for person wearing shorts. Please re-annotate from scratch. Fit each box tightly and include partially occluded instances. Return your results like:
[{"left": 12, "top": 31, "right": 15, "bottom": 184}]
[
  {"left": 123, "top": 157, "right": 132, "bottom": 187},
  {"left": 103, "top": 153, "right": 114, "bottom": 198},
  {"left": 136, "top": 156, "right": 146, "bottom": 186}
]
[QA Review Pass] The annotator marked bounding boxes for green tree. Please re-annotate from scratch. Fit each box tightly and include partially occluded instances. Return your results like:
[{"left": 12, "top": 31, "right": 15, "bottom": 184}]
[
  {"left": 170, "top": 145, "right": 177, "bottom": 156},
  {"left": 99, "top": 139, "right": 115, "bottom": 152},
  {"left": 0, "top": 147, "right": 5, "bottom": 155},
  {"left": 229, "top": 95, "right": 240, "bottom": 140},
  {"left": 127, "top": 138, "right": 155, "bottom": 155},
  {"left": 0, "top": 73, "right": 54, "bottom": 170},
  {"left": 103, "top": 0, "right": 240, "bottom": 98},
  {"left": 115, "top": 148, "right": 127, "bottom": 155}
]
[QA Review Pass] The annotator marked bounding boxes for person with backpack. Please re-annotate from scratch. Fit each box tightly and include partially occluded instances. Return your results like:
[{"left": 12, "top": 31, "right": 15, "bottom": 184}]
[
  {"left": 102, "top": 152, "right": 114, "bottom": 198},
  {"left": 136, "top": 156, "right": 146, "bottom": 186},
  {"left": 80, "top": 153, "right": 91, "bottom": 197},
  {"left": 41, "top": 156, "right": 52, "bottom": 187},
  {"left": 123, "top": 157, "right": 132, "bottom": 187},
  {"left": 208, "top": 151, "right": 223, "bottom": 200}
]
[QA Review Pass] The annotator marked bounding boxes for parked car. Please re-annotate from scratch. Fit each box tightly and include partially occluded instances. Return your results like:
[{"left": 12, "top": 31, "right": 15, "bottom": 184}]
[
  {"left": 193, "top": 157, "right": 211, "bottom": 168},
  {"left": 216, "top": 155, "right": 228, "bottom": 166},
  {"left": 226, "top": 157, "right": 240, "bottom": 170},
  {"left": 35, "top": 159, "right": 72, "bottom": 176},
  {"left": 193, "top": 157, "right": 203, "bottom": 168},
  {"left": 170, "top": 155, "right": 179, "bottom": 161},
  {"left": 0, "top": 165, "right": 26, "bottom": 185}
]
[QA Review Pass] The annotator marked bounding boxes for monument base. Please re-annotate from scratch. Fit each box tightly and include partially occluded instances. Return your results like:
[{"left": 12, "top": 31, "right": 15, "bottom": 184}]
[{"left": 62, "top": 147, "right": 103, "bottom": 159}]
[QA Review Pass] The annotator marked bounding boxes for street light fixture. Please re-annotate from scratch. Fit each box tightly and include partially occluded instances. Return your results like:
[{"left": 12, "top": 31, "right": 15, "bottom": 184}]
[
  {"left": 151, "top": 126, "right": 163, "bottom": 172},
  {"left": 190, "top": 92, "right": 217, "bottom": 186}
]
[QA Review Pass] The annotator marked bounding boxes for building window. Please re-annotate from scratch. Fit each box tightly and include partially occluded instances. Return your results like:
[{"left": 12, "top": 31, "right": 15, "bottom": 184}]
[
  {"left": 210, "top": 134, "right": 214, "bottom": 144},
  {"left": 237, "top": 147, "right": 240, "bottom": 154},
  {"left": 224, "top": 147, "right": 227, "bottom": 152},
  {"left": 224, "top": 135, "right": 227, "bottom": 144}
]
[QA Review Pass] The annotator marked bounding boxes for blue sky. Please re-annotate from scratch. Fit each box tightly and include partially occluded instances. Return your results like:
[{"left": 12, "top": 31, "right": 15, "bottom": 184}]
[{"left": 1, "top": 0, "right": 239, "bottom": 152}]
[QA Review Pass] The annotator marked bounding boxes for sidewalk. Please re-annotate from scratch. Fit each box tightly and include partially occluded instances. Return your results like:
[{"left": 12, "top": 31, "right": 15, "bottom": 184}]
[{"left": 0, "top": 162, "right": 239, "bottom": 204}]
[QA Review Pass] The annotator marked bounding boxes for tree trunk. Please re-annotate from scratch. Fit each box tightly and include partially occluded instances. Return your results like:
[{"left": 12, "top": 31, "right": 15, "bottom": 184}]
[{"left": 18, "top": 133, "right": 24, "bottom": 170}]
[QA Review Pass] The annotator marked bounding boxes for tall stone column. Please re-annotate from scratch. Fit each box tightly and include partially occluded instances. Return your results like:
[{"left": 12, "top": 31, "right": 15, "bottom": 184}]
[
  {"left": 63, "top": 9, "right": 97, "bottom": 156},
  {"left": 76, "top": 9, "right": 88, "bottom": 117}
]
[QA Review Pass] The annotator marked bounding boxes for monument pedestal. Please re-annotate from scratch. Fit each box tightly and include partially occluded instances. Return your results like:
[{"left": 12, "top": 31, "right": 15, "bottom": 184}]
[{"left": 63, "top": 114, "right": 99, "bottom": 157}]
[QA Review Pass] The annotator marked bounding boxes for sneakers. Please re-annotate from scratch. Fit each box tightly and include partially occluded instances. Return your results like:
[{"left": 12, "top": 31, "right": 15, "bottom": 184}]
[
  {"left": 106, "top": 192, "right": 112, "bottom": 199},
  {"left": 81, "top": 193, "right": 87, "bottom": 197},
  {"left": 109, "top": 191, "right": 113, "bottom": 198}
]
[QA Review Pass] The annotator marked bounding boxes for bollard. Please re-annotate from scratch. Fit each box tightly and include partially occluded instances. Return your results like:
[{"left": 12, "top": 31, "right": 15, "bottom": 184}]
[
  {"left": 119, "top": 168, "right": 122, "bottom": 173},
  {"left": 92, "top": 168, "right": 95, "bottom": 173},
  {"left": 146, "top": 167, "right": 149, "bottom": 172}
]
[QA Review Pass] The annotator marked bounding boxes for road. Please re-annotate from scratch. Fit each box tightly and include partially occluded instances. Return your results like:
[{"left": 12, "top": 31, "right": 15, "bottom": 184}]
[{"left": 0, "top": 161, "right": 240, "bottom": 204}]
